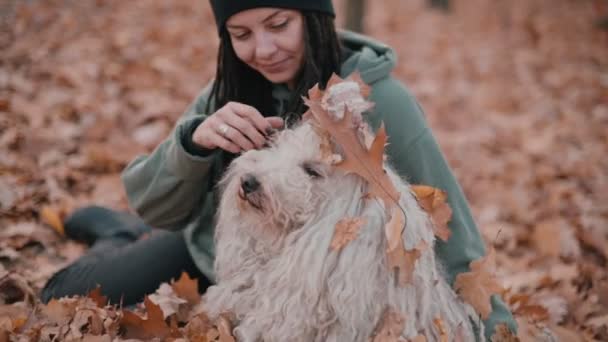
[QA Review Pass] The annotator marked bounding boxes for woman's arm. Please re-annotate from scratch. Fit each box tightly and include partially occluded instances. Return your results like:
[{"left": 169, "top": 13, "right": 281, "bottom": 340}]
[
  {"left": 368, "top": 77, "right": 517, "bottom": 339},
  {"left": 121, "top": 83, "right": 220, "bottom": 230}
]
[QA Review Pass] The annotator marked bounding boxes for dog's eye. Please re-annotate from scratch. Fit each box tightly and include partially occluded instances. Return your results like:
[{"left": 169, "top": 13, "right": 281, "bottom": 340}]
[{"left": 302, "top": 163, "right": 322, "bottom": 178}]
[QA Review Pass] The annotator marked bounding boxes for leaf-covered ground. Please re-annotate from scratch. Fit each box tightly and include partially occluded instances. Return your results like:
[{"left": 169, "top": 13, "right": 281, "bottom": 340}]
[{"left": 1, "top": 0, "right": 607, "bottom": 340}]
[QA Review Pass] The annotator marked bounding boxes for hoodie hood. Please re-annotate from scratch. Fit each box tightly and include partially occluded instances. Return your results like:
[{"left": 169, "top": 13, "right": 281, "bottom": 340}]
[{"left": 339, "top": 30, "right": 397, "bottom": 85}]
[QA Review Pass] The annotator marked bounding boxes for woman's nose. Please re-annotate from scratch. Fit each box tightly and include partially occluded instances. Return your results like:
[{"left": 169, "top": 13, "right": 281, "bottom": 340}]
[{"left": 254, "top": 33, "right": 277, "bottom": 60}]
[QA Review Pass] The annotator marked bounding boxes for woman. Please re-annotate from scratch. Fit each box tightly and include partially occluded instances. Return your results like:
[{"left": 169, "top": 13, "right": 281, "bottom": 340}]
[{"left": 42, "top": 0, "right": 516, "bottom": 338}]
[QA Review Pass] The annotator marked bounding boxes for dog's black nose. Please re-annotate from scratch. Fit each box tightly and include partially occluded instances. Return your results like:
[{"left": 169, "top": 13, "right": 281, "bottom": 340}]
[{"left": 241, "top": 174, "right": 260, "bottom": 194}]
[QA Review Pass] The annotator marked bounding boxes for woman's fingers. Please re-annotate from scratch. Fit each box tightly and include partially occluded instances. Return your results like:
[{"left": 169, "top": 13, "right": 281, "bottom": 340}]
[
  {"left": 266, "top": 116, "right": 285, "bottom": 129},
  {"left": 220, "top": 122, "right": 255, "bottom": 151},
  {"left": 228, "top": 102, "right": 279, "bottom": 134},
  {"left": 210, "top": 131, "right": 241, "bottom": 154},
  {"left": 222, "top": 114, "right": 267, "bottom": 148}
]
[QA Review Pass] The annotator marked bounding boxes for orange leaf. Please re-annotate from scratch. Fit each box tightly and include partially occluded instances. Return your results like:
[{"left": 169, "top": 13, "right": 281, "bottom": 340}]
[
  {"left": 171, "top": 272, "right": 201, "bottom": 305},
  {"left": 433, "top": 317, "right": 448, "bottom": 342},
  {"left": 331, "top": 217, "right": 367, "bottom": 251},
  {"left": 87, "top": 287, "right": 108, "bottom": 308},
  {"left": 120, "top": 297, "right": 172, "bottom": 340},
  {"left": 371, "top": 308, "right": 405, "bottom": 342},
  {"left": 387, "top": 240, "right": 427, "bottom": 287},
  {"left": 40, "top": 206, "right": 65, "bottom": 236},
  {"left": 453, "top": 247, "right": 504, "bottom": 319},
  {"left": 386, "top": 206, "right": 406, "bottom": 252},
  {"left": 411, "top": 185, "right": 452, "bottom": 242}
]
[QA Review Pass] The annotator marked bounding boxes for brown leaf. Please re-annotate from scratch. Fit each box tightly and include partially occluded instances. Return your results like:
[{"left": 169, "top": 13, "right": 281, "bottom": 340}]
[
  {"left": 217, "top": 314, "right": 236, "bottom": 342},
  {"left": 411, "top": 185, "right": 452, "bottom": 242},
  {"left": 330, "top": 217, "right": 367, "bottom": 251},
  {"left": 172, "top": 272, "right": 201, "bottom": 305},
  {"left": 40, "top": 298, "right": 78, "bottom": 326},
  {"left": 454, "top": 246, "right": 504, "bottom": 319},
  {"left": 433, "top": 317, "right": 448, "bottom": 342},
  {"left": 387, "top": 240, "right": 427, "bottom": 287},
  {"left": 490, "top": 323, "right": 519, "bottom": 341},
  {"left": 120, "top": 297, "right": 172, "bottom": 340},
  {"left": 371, "top": 308, "right": 405, "bottom": 342},
  {"left": 87, "top": 287, "right": 108, "bottom": 308}
]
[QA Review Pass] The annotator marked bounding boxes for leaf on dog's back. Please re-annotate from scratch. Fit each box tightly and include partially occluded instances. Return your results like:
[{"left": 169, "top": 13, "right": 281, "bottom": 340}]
[
  {"left": 387, "top": 240, "right": 428, "bottom": 287},
  {"left": 411, "top": 185, "right": 452, "bottom": 242},
  {"left": 453, "top": 246, "right": 504, "bottom": 320},
  {"left": 433, "top": 317, "right": 448, "bottom": 342},
  {"left": 371, "top": 308, "right": 405, "bottom": 342},
  {"left": 331, "top": 217, "right": 367, "bottom": 251}
]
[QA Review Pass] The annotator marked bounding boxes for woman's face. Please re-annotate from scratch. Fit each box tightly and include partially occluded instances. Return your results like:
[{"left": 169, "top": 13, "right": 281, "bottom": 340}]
[{"left": 226, "top": 8, "right": 306, "bottom": 89}]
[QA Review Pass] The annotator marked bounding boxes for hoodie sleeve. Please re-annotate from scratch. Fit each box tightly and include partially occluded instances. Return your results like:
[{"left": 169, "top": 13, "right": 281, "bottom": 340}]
[
  {"left": 121, "top": 82, "right": 219, "bottom": 230},
  {"left": 369, "top": 77, "right": 517, "bottom": 339}
]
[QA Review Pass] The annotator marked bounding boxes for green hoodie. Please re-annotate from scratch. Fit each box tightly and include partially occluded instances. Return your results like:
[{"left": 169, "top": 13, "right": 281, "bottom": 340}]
[{"left": 122, "top": 30, "right": 516, "bottom": 339}]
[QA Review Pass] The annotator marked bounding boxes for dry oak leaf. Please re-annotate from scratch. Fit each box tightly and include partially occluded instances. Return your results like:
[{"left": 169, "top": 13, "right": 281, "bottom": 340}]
[
  {"left": 331, "top": 217, "right": 367, "bottom": 251},
  {"left": 490, "top": 323, "right": 518, "bottom": 341},
  {"left": 387, "top": 240, "right": 428, "bottom": 287},
  {"left": 120, "top": 297, "right": 173, "bottom": 340},
  {"left": 304, "top": 78, "right": 402, "bottom": 253},
  {"left": 87, "top": 287, "right": 108, "bottom": 308},
  {"left": 149, "top": 283, "right": 187, "bottom": 319},
  {"left": 371, "top": 308, "right": 406, "bottom": 342},
  {"left": 454, "top": 247, "right": 504, "bottom": 320},
  {"left": 411, "top": 185, "right": 452, "bottom": 242},
  {"left": 172, "top": 271, "right": 201, "bottom": 305}
]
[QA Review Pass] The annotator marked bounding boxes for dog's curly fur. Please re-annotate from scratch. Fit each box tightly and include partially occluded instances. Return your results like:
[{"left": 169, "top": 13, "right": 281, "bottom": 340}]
[{"left": 203, "top": 122, "right": 484, "bottom": 342}]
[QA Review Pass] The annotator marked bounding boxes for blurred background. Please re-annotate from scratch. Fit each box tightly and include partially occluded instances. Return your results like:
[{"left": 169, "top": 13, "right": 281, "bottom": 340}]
[{"left": 0, "top": 0, "right": 606, "bottom": 339}]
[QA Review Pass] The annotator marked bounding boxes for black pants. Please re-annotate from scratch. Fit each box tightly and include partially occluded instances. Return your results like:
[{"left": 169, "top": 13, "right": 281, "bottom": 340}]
[{"left": 41, "top": 229, "right": 211, "bottom": 306}]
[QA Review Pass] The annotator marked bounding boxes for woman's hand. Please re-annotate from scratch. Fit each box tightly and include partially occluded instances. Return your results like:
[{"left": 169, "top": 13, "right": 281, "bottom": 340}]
[{"left": 192, "top": 102, "right": 284, "bottom": 154}]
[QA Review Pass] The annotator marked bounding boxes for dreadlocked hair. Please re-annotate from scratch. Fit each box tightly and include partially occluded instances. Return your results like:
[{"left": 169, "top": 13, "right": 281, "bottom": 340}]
[{"left": 206, "top": 11, "right": 342, "bottom": 122}]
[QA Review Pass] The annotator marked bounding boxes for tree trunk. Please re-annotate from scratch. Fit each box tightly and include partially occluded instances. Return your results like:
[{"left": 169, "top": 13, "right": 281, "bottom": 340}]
[{"left": 345, "top": 0, "right": 365, "bottom": 33}]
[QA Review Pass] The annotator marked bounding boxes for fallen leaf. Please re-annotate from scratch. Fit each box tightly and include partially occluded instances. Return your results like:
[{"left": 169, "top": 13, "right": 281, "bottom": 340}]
[
  {"left": 330, "top": 217, "right": 367, "bottom": 251},
  {"left": 39, "top": 206, "right": 66, "bottom": 236},
  {"left": 87, "top": 287, "right": 108, "bottom": 308},
  {"left": 149, "top": 283, "right": 187, "bottom": 319},
  {"left": 120, "top": 297, "right": 172, "bottom": 340},
  {"left": 454, "top": 246, "right": 504, "bottom": 319},
  {"left": 411, "top": 185, "right": 452, "bottom": 242},
  {"left": 172, "top": 272, "right": 201, "bottom": 305},
  {"left": 217, "top": 314, "right": 236, "bottom": 342},
  {"left": 490, "top": 323, "right": 518, "bottom": 341}
]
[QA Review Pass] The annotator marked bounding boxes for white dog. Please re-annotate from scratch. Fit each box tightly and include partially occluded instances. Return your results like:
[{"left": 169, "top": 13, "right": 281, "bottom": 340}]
[{"left": 203, "top": 85, "right": 484, "bottom": 342}]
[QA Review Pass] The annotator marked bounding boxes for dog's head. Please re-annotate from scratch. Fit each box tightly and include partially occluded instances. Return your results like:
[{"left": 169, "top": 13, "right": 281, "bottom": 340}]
[{"left": 218, "top": 123, "right": 346, "bottom": 236}]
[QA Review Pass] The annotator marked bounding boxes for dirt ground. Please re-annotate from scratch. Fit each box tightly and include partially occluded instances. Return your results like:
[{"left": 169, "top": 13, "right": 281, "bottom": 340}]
[{"left": 1, "top": 0, "right": 607, "bottom": 340}]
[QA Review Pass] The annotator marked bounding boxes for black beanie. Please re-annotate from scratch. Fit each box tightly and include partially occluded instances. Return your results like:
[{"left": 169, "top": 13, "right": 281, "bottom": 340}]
[{"left": 209, "top": 0, "right": 335, "bottom": 33}]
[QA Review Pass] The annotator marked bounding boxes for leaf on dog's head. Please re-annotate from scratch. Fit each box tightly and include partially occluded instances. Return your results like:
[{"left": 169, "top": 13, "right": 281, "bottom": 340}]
[
  {"left": 387, "top": 240, "right": 428, "bottom": 287},
  {"left": 411, "top": 185, "right": 452, "bottom": 242},
  {"left": 331, "top": 217, "right": 367, "bottom": 251},
  {"left": 453, "top": 246, "right": 504, "bottom": 320},
  {"left": 371, "top": 308, "right": 405, "bottom": 342}
]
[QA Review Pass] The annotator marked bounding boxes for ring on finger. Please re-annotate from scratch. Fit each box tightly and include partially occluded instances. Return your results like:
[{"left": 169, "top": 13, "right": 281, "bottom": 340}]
[{"left": 218, "top": 123, "right": 230, "bottom": 137}]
